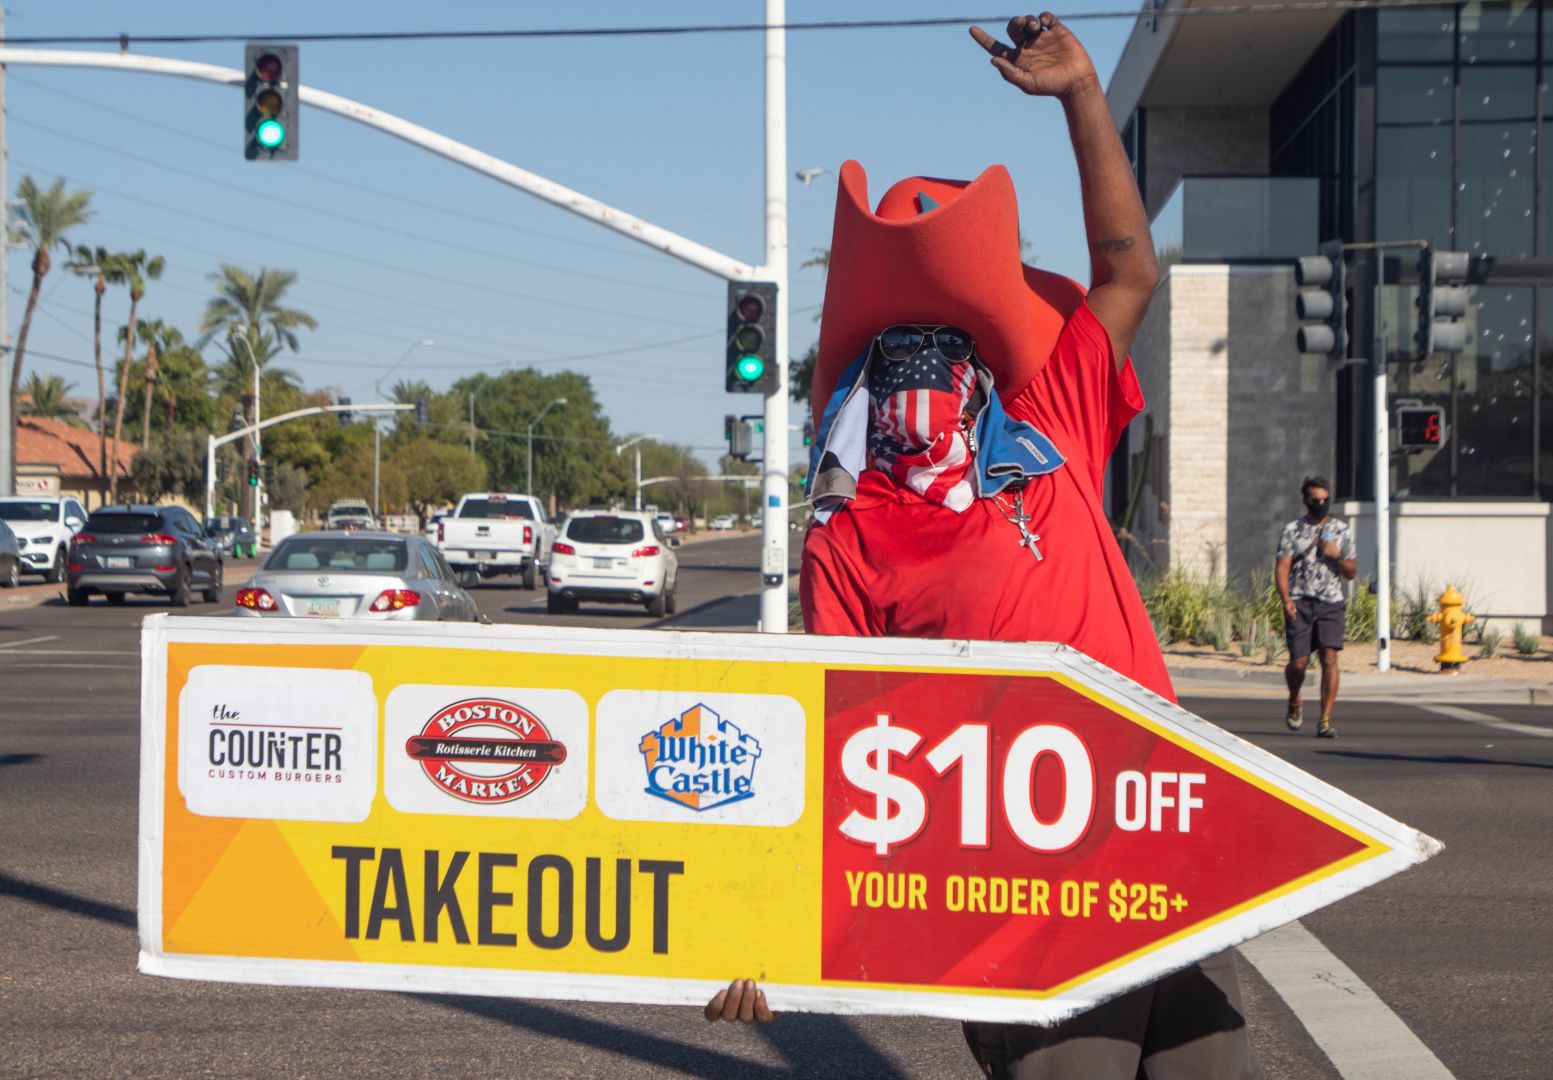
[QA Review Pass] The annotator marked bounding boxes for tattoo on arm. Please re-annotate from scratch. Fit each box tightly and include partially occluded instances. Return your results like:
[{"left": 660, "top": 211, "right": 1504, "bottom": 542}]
[{"left": 1092, "top": 236, "right": 1136, "bottom": 254}]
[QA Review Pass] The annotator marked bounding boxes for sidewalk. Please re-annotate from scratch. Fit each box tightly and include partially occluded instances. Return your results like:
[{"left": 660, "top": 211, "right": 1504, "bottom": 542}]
[{"left": 1167, "top": 642, "right": 1553, "bottom": 706}]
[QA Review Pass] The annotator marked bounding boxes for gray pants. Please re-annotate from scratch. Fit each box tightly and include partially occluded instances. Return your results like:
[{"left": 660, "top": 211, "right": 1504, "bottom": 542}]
[{"left": 961, "top": 950, "right": 1262, "bottom": 1079}]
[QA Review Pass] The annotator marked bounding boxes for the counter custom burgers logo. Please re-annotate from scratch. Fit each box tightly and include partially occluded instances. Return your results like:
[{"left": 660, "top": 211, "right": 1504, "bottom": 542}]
[
  {"left": 638, "top": 703, "right": 762, "bottom": 811},
  {"left": 406, "top": 697, "right": 566, "bottom": 804}
]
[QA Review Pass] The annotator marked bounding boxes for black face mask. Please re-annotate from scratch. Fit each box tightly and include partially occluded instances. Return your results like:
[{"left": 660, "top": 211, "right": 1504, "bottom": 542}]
[{"left": 1306, "top": 498, "right": 1330, "bottom": 518}]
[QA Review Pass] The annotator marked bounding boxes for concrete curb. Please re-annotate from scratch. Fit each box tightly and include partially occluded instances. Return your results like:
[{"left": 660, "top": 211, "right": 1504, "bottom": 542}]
[{"left": 1168, "top": 662, "right": 1552, "bottom": 706}]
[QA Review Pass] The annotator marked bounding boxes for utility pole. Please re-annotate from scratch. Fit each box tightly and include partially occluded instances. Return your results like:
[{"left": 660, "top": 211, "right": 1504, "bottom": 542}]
[
  {"left": 0, "top": 6, "right": 12, "bottom": 497},
  {"left": 1371, "top": 266, "right": 1391, "bottom": 672}
]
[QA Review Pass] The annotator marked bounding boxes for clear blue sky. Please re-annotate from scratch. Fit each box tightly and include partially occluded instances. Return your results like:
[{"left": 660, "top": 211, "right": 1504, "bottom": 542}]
[{"left": 5, "top": 1, "right": 1138, "bottom": 468}]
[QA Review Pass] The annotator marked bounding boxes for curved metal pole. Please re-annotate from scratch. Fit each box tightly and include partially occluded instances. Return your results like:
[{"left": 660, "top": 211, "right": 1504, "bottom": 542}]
[{"left": 0, "top": 48, "right": 760, "bottom": 283}]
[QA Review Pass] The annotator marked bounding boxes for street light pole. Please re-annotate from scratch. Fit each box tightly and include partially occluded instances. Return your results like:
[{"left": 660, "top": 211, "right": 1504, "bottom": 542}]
[
  {"left": 373, "top": 338, "right": 433, "bottom": 526},
  {"left": 614, "top": 433, "right": 660, "bottom": 512},
  {"left": 526, "top": 396, "right": 566, "bottom": 497},
  {"left": 758, "top": 0, "right": 791, "bottom": 633}
]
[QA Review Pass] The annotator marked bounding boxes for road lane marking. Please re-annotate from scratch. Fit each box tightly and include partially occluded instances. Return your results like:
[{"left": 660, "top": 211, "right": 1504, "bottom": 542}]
[
  {"left": 0, "top": 635, "right": 59, "bottom": 649},
  {"left": 1416, "top": 703, "right": 1552, "bottom": 738},
  {"left": 0, "top": 649, "right": 135, "bottom": 658},
  {"left": 1239, "top": 921, "right": 1454, "bottom": 1079}
]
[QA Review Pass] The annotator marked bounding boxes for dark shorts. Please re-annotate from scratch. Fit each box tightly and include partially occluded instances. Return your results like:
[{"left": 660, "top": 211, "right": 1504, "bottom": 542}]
[{"left": 1286, "top": 597, "right": 1345, "bottom": 659}]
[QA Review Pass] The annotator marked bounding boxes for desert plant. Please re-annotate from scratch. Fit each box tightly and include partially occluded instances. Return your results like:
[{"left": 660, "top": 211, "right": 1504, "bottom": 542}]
[
  {"left": 1203, "top": 609, "right": 1234, "bottom": 652},
  {"left": 1261, "top": 620, "right": 1285, "bottom": 666},
  {"left": 1477, "top": 622, "right": 1502, "bottom": 659},
  {"left": 1239, "top": 616, "right": 1265, "bottom": 658},
  {"left": 1512, "top": 623, "right": 1540, "bottom": 656},
  {"left": 1393, "top": 578, "right": 1438, "bottom": 642},
  {"left": 1140, "top": 570, "right": 1227, "bottom": 645},
  {"left": 788, "top": 599, "right": 804, "bottom": 632},
  {"left": 1345, "top": 577, "right": 1378, "bottom": 642}
]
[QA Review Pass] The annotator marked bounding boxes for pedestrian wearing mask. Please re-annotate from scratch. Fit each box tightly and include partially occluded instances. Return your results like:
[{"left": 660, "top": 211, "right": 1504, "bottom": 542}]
[{"left": 1275, "top": 476, "right": 1358, "bottom": 737}]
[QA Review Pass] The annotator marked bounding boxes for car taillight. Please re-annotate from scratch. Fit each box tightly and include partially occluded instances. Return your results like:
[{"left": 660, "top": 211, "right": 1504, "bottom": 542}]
[
  {"left": 523, "top": 525, "right": 532, "bottom": 544},
  {"left": 552, "top": 542, "right": 575, "bottom": 555},
  {"left": 437, "top": 522, "right": 444, "bottom": 542},
  {"left": 142, "top": 533, "right": 178, "bottom": 545},
  {"left": 632, "top": 545, "right": 661, "bottom": 557},
  {"left": 73, "top": 534, "right": 96, "bottom": 545},
  {"left": 235, "top": 587, "right": 277, "bottom": 611},
  {"left": 370, "top": 589, "right": 421, "bottom": 612}
]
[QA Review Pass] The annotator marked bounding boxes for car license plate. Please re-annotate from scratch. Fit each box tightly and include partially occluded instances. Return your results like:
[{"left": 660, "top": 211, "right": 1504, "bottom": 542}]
[
  {"left": 468, "top": 551, "right": 480, "bottom": 560},
  {"left": 106, "top": 556, "right": 132, "bottom": 569},
  {"left": 593, "top": 557, "right": 615, "bottom": 570},
  {"left": 304, "top": 598, "right": 341, "bottom": 617}
]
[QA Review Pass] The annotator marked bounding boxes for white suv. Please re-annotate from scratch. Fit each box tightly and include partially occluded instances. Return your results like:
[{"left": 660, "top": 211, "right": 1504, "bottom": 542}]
[
  {"left": 547, "top": 510, "right": 680, "bottom": 617},
  {"left": 0, "top": 495, "right": 87, "bottom": 582}
]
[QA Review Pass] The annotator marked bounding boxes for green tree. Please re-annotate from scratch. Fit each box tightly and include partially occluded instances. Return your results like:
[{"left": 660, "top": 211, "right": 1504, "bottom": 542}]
[
  {"left": 130, "top": 427, "right": 207, "bottom": 504},
  {"left": 67, "top": 245, "right": 123, "bottom": 477},
  {"left": 116, "top": 319, "right": 212, "bottom": 443},
  {"left": 389, "top": 437, "right": 486, "bottom": 524},
  {"left": 9, "top": 177, "right": 92, "bottom": 483},
  {"left": 20, "top": 373, "right": 86, "bottom": 428},
  {"left": 199, "top": 265, "right": 317, "bottom": 519},
  {"left": 106, "top": 249, "right": 165, "bottom": 499}
]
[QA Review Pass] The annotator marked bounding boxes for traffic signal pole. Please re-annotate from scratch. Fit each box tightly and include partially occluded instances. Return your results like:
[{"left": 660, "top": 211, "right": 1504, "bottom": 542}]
[
  {"left": 1370, "top": 272, "right": 1392, "bottom": 673},
  {"left": 204, "top": 401, "right": 410, "bottom": 522},
  {"left": 759, "top": 0, "right": 791, "bottom": 633}
]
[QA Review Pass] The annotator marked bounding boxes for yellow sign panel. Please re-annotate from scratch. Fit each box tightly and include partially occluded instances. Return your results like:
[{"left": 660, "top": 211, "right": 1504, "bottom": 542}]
[{"left": 140, "top": 616, "right": 1438, "bottom": 1025}]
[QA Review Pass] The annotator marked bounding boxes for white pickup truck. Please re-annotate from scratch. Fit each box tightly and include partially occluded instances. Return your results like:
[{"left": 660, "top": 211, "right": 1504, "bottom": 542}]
[{"left": 436, "top": 492, "right": 555, "bottom": 589}]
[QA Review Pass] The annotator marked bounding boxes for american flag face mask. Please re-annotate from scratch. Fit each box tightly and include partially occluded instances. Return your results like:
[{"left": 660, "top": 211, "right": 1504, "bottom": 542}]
[{"left": 865, "top": 327, "right": 980, "bottom": 512}]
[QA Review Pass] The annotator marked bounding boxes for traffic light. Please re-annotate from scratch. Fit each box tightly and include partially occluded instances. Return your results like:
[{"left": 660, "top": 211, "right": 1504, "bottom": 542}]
[
  {"left": 1416, "top": 247, "right": 1470, "bottom": 357},
  {"left": 216, "top": 457, "right": 229, "bottom": 482},
  {"left": 246, "top": 459, "right": 260, "bottom": 486},
  {"left": 726, "top": 281, "right": 779, "bottom": 394},
  {"left": 1397, "top": 403, "right": 1447, "bottom": 451},
  {"left": 244, "top": 43, "right": 299, "bottom": 161},
  {"left": 803, "top": 418, "right": 815, "bottom": 447},
  {"left": 729, "top": 419, "right": 753, "bottom": 460},
  {"left": 1294, "top": 239, "right": 1348, "bottom": 360},
  {"left": 414, "top": 395, "right": 430, "bottom": 426},
  {"left": 263, "top": 460, "right": 275, "bottom": 486},
  {"left": 337, "top": 396, "right": 352, "bottom": 426}
]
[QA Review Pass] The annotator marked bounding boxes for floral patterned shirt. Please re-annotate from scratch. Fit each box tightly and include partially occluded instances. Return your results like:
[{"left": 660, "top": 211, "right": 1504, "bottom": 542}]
[{"left": 1277, "top": 516, "right": 1356, "bottom": 603}]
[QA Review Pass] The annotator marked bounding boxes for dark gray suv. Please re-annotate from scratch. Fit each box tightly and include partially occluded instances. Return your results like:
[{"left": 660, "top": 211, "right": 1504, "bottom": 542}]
[{"left": 67, "top": 505, "right": 224, "bottom": 607}]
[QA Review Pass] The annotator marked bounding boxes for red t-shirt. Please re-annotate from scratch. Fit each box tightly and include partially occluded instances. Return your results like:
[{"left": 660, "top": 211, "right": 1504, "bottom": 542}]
[{"left": 801, "top": 303, "right": 1173, "bottom": 701}]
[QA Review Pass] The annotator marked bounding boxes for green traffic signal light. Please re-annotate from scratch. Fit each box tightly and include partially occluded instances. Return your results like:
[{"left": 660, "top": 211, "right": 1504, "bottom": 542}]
[
  {"left": 255, "top": 118, "right": 286, "bottom": 149},
  {"left": 735, "top": 354, "right": 765, "bottom": 383}
]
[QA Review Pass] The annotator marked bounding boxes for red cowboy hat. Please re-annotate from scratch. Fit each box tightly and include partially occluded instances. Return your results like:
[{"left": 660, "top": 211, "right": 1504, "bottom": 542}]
[{"left": 810, "top": 160, "right": 1085, "bottom": 424}]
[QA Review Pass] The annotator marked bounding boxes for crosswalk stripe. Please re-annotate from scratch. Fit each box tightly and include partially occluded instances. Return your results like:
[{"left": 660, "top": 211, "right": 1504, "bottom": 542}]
[
  {"left": 1239, "top": 921, "right": 1454, "bottom": 1079},
  {"left": 1415, "top": 703, "right": 1552, "bottom": 739}
]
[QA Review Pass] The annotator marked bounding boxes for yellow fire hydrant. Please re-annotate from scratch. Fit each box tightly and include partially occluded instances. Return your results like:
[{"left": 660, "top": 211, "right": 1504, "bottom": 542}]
[{"left": 1428, "top": 584, "right": 1475, "bottom": 671}]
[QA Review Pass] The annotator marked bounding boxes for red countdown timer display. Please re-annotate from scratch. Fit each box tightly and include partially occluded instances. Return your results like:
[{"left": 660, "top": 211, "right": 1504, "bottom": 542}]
[{"left": 1397, "top": 405, "right": 1445, "bottom": 449}]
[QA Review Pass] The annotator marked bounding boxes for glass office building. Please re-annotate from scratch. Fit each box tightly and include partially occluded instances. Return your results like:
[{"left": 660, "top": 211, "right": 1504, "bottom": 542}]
[{"left": 1107, "top": 1, "right": 1551, "bottom": 623}]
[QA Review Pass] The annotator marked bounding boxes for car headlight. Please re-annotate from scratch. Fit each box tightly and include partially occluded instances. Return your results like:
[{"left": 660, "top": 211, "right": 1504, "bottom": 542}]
[{"left": 33, "top": 535, "right": 52, "bottom": 546}]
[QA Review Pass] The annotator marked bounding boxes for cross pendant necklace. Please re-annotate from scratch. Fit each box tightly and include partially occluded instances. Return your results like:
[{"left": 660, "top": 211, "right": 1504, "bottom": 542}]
[{"left": 995, "top": 490, "right": 1043, "bottom": 560}]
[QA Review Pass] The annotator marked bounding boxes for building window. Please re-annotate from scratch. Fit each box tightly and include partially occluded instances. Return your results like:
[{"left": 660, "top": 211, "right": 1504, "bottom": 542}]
[
  {"left": 1458, "top": 66, "right": 1536, "bottom": 257},
  {"left": 1387, "top": 284, "right": 1537, "bottom": 498},
  {"left": 1374, "top": 66, "right": 1455, "bottom": 249}
]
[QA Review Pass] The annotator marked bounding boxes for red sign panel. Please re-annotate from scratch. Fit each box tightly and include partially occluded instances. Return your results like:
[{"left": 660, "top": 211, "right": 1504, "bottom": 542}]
[{"left": 822, "top": 670, "right": 1372, "bottom": 992}]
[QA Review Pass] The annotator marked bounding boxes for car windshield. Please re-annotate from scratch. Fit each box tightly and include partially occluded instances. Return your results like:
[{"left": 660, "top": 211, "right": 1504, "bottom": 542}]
[
  {"left": 210, "top": 516, "right": 235, "bottom": 530},
  {"left": 567, "top": 516, "right": 645, "bottom": 545},
  {"left": 328, "top": 506, "right": 370, "bottom": 519},
  {"left": 83, "top": 513, "right": 163, "bottom": 535},
  {"left": 0, "top": 501, "right": 57, "bottom": 522},
  {"left": 266, "top": 537, "right": 409, "bottom": 573},
  {"left": 458, "top": 498, "right": 533, "bottom": 520}
]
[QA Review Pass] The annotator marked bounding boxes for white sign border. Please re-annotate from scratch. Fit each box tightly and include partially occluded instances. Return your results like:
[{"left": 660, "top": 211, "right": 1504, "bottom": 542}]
[{"left": 138, "top": 615, "right": 1442, "bottom": 1026}]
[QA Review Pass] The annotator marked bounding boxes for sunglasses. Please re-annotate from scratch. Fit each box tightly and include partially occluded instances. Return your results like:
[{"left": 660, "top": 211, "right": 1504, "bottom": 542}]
[{"left": 875, "top": 325, "right": 976, "bottom": 363}]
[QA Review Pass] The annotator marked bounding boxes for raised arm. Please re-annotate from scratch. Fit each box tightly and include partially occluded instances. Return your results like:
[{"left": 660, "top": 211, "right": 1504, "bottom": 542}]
[{"left": 971, "top": 14, "right": 1161, "bottom": 364}]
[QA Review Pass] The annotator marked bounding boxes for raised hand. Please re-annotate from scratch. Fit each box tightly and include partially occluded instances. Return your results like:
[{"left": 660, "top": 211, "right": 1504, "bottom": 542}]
[{"left": 970, "top": 13, "right": 1101, "bottom": 101}]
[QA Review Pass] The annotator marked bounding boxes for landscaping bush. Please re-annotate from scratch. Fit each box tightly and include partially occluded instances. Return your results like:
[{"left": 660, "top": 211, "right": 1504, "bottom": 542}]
[
  {"left": 1345, "top": 577, "right": 1377, "bottom": 642},
  {"left": 1512, "top": 623, "right": 1540, "bottom": 656},
  {"left": 1477, "top": 621, "right": 1502, "bottom": 659}
]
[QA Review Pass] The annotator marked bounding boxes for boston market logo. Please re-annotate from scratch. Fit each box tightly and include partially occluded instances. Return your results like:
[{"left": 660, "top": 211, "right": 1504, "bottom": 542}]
[
  {"left": 638, "top": 703, "right": 761, "bottom": 811},
  {"left": 405, "top": 697, "right": 566, "bottom": 804}
]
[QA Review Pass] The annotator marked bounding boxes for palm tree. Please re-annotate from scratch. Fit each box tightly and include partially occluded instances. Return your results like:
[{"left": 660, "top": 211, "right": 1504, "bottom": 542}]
[
  {"left": 20, "top": 373, "right": 86, "bottom": 428},
  {"left": 105, "top": 250, "right": 165, "bottom": 499},
  {"left": 67, "top": 245, "right": 124, "bottom": 479},
  {"left": 9, "top": 177, "right": 92, "bottom": 484},
  {"left": 199, "top": 265, "right": 317, "bottom": 519}
]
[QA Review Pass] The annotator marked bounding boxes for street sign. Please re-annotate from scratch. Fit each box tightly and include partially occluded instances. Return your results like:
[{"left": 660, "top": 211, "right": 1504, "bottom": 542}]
[{"left": 139, "top": 618, "right": 1439, "bottom": 1025}]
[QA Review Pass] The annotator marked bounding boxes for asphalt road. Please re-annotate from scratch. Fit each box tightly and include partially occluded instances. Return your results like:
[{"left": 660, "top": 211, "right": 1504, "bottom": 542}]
[{"left": 2, "top": 534, "right": 1548, "bottom": 1078}]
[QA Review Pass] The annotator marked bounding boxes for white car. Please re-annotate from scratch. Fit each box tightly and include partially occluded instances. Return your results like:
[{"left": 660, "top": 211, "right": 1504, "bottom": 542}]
[
  {"left": 710, "top": 514, "right": 736, "bottom": 531},
  {"left": 654, "top": 512, "right": 680, "bottom": 535},
  {"left": 0, "top": 495, "right": 88, "bottom": 582},
  {"left": 547, "top": 510, "right": 680, "bottom": 617}
]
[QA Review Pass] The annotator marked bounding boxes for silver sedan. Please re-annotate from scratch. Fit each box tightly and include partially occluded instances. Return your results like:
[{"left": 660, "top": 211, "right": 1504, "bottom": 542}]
[{"left": 236, "top": 531, "right": 480, "bottom": 622}]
